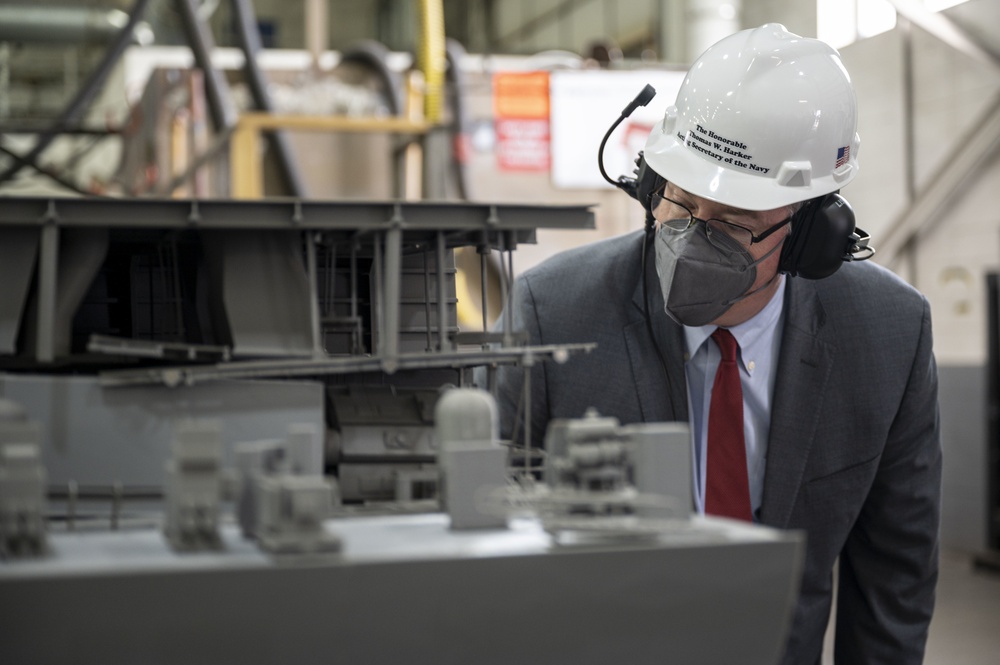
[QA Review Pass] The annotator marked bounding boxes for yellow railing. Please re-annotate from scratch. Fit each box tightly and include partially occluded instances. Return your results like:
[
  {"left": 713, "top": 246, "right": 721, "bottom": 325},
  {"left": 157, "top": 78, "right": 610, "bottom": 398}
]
[{"left": 229, "top": 113, "right": 431, "bottom": 199}]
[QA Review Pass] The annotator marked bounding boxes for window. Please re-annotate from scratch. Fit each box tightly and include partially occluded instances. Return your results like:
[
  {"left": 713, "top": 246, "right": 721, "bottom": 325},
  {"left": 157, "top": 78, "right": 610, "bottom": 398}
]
[{"left": 818, "top": 0, "right": 969, "bottom": 49}]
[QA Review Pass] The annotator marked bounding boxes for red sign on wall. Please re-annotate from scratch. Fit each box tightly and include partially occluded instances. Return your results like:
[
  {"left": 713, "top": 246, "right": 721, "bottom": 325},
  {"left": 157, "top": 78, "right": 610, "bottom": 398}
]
[{"left": 493, "top": 72, "right": 550, "bottom": 172}]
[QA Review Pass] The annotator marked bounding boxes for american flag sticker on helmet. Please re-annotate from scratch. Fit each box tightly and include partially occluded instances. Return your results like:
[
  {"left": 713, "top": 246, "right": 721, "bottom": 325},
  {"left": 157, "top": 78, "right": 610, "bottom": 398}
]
[{"left": 836, "top": 146, "right": 850, "bottom": 168}]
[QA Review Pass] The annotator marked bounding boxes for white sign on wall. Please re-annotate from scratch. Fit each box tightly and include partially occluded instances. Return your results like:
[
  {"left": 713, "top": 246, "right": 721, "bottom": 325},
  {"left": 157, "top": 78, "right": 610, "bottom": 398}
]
[{"left": 550, "top": 69, "right": 686, "bottom": 190}]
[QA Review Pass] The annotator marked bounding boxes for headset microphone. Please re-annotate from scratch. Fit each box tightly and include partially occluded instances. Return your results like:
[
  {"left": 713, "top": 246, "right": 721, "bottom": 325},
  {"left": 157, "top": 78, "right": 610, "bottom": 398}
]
[
  {"left": 598, "top": 84, "right": 657, "bottom": 202},
  {"left": 598, "top": 85, "right": 678, "bottom": 398}
]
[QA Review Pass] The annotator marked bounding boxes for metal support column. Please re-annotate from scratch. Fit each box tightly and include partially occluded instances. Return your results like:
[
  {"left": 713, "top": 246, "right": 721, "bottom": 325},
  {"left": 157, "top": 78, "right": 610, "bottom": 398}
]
[
  {"left": 350, "top": 241, "right": 361, "bottom": 354},
  {"left": 305, "top": 231, "right": 324, "bottom": 356},
  {"left": 382, "top": 219, "right": 403, "bottom": 372},
  {"left": 522, "top": 351, "right": 534, "bottom": 477},
  {"left": 372, "top": 235, "right": 383, "bottom": 358},
  {"left": 436, "top": 231, "right": 449, "bottom": 351},
  {"left": 35, "top": 221, "right": 59, "bottom": 363}
]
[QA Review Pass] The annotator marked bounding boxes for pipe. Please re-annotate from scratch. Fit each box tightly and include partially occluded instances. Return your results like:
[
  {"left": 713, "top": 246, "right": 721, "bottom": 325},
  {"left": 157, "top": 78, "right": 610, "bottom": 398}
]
[
  {"left": 0, "top": 6, "right": 153, "bottom": 45},
  {"left": 445, "top": 38, "right": 472, "bottom": 200},
  {"left": 338, "top": 40, "right": 407, "bottom": 198},
  {"left": 339, "top": 40, "right": 404, "bottom": 116},
  {"left": 305, "top": 0, "right": 328, "bottom": 71},
  {"left": 174, "top": 0, "right": 237, "bottom": 135},
  {"left": 419, "top": 0, "right": 446, "bottom": 124},
  {"left": 230, "top": 0, "right": 308, "bottom": 197}
]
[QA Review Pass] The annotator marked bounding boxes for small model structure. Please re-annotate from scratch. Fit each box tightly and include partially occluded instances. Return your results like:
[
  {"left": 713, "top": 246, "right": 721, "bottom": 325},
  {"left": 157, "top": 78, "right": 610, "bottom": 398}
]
[
  {"left": 435, "top": 388, "right": 507, "bottom": 530},
  {"left": 532, "top": 409, "right": 692, "bottom": 540},
  {"left": 162, "top": 420, "right": 225, "bottom": 551},
  {"left": 0, "top": 433, "right": 47, "bottom": 559},
  {"left": 235, "top": 424, "right": 341, "bottom": 555}
]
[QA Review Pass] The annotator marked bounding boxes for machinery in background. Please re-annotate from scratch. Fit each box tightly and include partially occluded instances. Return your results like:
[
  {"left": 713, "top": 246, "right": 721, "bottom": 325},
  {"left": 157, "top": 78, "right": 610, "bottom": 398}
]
[
  {"left": 0, "top": 195, "right": 594, "bottom": 515},
  {"left": 0, "top": 411, "right": 47, "bottom": 559}
]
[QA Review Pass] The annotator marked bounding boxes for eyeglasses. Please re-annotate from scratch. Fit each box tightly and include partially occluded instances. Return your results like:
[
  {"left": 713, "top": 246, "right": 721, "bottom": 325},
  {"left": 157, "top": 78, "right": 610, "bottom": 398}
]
[{"left": 650, "top": 189, "right": 792, "bottom": 253}]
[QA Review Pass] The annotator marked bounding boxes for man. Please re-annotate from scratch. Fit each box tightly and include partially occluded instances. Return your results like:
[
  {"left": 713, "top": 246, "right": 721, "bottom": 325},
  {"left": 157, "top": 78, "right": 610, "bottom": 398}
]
[{"left": 485, "top": 24, "right": 941, "bottom": 665}]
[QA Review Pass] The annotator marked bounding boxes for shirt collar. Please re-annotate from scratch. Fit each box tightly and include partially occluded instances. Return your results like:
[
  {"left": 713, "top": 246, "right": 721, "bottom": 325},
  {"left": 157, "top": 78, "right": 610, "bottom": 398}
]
[{"left": 683, "top": 276, "right": 787, "bottom": 370}]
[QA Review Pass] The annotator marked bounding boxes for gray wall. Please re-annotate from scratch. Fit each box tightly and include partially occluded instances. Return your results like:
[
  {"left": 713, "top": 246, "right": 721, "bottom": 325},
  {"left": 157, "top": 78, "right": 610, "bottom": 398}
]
[
  {"left": 834, "top": 2, "right": 1000, "bottom": 553},
  {"left": 938, "top": 364, "right": 988, "bottom": 553}
]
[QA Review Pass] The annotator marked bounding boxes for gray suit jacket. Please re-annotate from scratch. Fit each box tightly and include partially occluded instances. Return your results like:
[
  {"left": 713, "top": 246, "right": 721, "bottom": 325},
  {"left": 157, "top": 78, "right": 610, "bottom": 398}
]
[{"left": 487, "top": 230, "right": 941, "bottom": 665}]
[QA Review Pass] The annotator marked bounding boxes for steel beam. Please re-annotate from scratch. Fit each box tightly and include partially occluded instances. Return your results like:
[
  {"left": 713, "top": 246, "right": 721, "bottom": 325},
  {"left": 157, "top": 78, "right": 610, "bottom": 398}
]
[
  {"left": 0, "top": 197, "right": 594, "bottom": 234},
  {"left": 98, "top": 343, "right": 596, "bottom": 388},
  {"left": 876, "top": 92, "right": 1000, "bottom": 267},
  {"left": 886, "top": 0, "right": 1000, "bottom": 71}
]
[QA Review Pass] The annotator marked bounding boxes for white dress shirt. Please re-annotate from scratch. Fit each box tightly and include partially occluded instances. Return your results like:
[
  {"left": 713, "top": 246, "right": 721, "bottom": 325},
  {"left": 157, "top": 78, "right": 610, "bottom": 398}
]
[{"left": 683, "top": 278, "right": 786, "bottom": 521}]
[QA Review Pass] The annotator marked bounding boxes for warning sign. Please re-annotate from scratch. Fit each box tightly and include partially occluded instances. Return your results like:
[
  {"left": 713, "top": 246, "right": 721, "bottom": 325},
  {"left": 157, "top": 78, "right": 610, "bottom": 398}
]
[
  {"left": 495, "top": 118, "right": 550, "bottom": 170},
  {"left": 493, "top": 72, "right": 550, "bottom": 171}
]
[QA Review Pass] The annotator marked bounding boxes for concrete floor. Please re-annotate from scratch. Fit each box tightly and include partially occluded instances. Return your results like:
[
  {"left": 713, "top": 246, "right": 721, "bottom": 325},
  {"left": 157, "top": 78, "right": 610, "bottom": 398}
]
[
  {"left": 924, "top": 549, "right": 1000, "bottom": 665},
  {"left": 822, "top": 549, "right": 1000, "bottom": 664}
]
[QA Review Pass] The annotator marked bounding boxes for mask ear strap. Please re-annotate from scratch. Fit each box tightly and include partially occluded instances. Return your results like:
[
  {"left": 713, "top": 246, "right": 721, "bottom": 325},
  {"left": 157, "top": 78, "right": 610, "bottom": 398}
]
[
  {"left": 721, "top": 270, "right": 784, "bottom": 308},
  {"left": 746, "top": 232, "right": 786, "bottom": 270},
  {"left": 719, "top": 238, "right": 786, "bottom": 307}
]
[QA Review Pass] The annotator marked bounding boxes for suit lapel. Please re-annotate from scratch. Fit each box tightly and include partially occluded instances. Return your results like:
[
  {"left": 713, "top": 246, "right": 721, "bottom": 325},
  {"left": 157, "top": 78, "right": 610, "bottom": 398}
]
[
  {"left": 624, "top": 232, "right": 689, "bottom": 424},
  {"left": 759, "top": 277, "right": 835, "bottom": 528}
]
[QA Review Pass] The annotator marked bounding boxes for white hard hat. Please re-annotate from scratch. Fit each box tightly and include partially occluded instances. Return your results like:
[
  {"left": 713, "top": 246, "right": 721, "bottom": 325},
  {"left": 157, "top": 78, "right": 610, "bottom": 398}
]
[{"left": 643, "top": 23, "right": 860, "bottom": 211}]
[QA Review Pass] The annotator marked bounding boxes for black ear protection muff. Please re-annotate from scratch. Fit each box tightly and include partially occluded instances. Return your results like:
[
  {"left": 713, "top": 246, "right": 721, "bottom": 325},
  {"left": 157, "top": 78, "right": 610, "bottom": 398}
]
[
  {"left": 779, "top": 193, "right": 875, "bottom": 279},
  {"left": 632, "top": 151, "right": 665, "bottom": 229}
]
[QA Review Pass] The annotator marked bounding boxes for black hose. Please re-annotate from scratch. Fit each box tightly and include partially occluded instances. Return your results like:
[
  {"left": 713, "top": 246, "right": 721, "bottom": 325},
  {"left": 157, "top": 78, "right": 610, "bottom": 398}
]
[
  {"left": 229, "top": 0, "right": 309, "bottom": 197},
  {"left": 338, "top": 39, "right": 405, "bottom": 116},
  {"left": 445, "top": 38, "right": 472, "bottom": 201}
]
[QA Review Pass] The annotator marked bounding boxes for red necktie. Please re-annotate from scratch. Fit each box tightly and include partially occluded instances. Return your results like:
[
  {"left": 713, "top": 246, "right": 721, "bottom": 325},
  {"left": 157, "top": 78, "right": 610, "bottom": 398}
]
[{"left": 705, "top": 328, "right": 752, "bottom": 521}]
